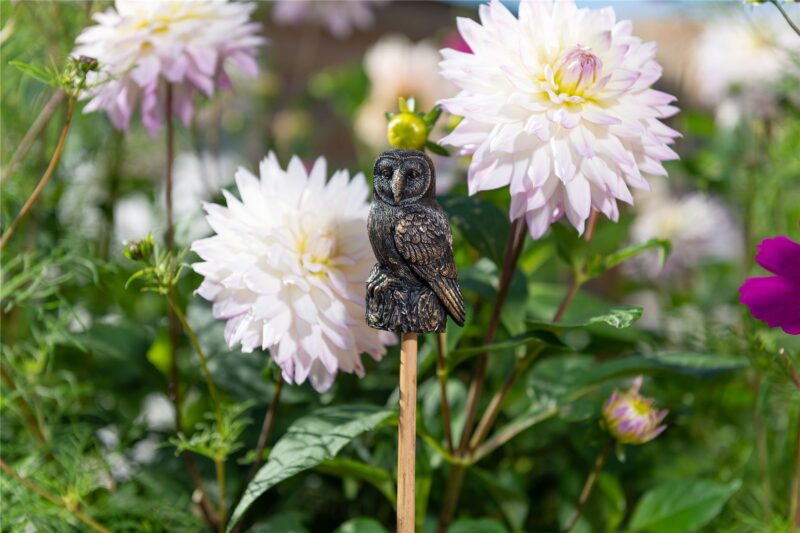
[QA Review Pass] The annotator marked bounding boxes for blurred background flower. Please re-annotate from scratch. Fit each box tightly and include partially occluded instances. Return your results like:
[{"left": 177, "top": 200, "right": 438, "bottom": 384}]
[
  {"left": 192, "top": 153, "right": 395, "bottom": 392},
  {"left": 629, "top": 184, "right": 742, "bottom": 278},
  {"left": 355, "top": 34, "right": 454, "bottom": 150},
  {"left": 691, "top": 11, "right": 800, "bottom": 128},
  {"left": 74, "top": 0, "right": 264, "bottom": 135},
  {"left": 273, "top": 0, "right": 386, "bottom": 39}
]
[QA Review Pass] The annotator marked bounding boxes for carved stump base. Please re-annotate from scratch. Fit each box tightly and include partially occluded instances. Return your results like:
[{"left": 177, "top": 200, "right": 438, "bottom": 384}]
[{"left": 366, "top": 264, "right": 446, "bottom": 333}]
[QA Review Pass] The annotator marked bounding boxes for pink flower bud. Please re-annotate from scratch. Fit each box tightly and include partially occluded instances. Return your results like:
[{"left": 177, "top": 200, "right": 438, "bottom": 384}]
[{"left": 602, "top": 377, "right": 667, "bottom": 445}]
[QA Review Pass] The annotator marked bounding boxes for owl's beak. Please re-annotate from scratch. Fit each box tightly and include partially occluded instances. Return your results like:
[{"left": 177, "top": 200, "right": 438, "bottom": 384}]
[{"left": 392, "top": 169, "right": 405, "bottom": 204}]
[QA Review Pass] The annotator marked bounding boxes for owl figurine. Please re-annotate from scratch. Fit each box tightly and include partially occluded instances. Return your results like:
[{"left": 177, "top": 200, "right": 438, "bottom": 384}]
[{"left": 366, "top": 149, "right": 465, "bottom": 333}]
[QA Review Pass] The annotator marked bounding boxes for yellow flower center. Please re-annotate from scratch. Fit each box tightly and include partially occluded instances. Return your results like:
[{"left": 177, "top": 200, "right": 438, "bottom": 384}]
[{"left": 553, "top": 44, "right": 602, "bottom": 98}]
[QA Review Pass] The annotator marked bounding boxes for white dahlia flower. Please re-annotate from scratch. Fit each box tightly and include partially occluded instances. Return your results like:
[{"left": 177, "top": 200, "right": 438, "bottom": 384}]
[
  {"left": 356, "top": 35, "right": 454, "bottom": 149},
  {"left": 191, "top": 154, "right": 395, "bottom": 392},
  {"left": 273, "top": 0, "right": 385, "bottom": 38},
  {"left": 74, "top": 0, "right": 264, "bottom": 136},
  {"left": 439, "top": 0, "right": 681, "bottom": 238},
  {"left": 629, "top": 185, "right": 741, "bottom": 277}
]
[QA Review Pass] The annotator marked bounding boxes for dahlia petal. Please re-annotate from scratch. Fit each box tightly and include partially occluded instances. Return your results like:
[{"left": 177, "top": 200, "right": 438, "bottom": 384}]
[{"left": 739, "top": 276, "right": 800, "bottom": 334}]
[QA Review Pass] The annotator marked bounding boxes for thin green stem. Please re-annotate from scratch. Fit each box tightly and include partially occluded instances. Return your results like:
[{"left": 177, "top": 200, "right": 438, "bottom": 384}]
[
  {"left": 1, "top": 89, "right": 67, "bottom": 184},
  {"left": 436, "top": 332, "right": 454, "bottom": 453},
  {"left": 770, "top": 0, "right": 800, "bottom": 38},
  {"left": 0, "top": 97, "right": 75, "bottom": 252},
  {"left": 247, "top": 380, "right": 283, "bottom": 481},
  {"left": 167, "top": 297, "right": 224, "bottom": 434},
  {"left": 0, "top": 458, "right": 112, "bottom": 533},
  {"left": 563, "top": 441, "right": 613, "bottom": 532},
  {"left": 167, "top": 296, "right": 226, "bottom": 531}
]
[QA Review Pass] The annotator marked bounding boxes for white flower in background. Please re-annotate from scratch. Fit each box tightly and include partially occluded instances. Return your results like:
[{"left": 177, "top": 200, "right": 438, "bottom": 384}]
[
  {"left": 439, "top": 0, "right": 680, "bottom": 238},
  {"left": 692, "top": 11, "right": 799, "bottom": 126},
  {"left": 164, "top": 152, "right": 239, "bottom": 243},
  {"left": 57, "top": 160, "right": 105, "bottom": 240},
  {"left": 629, "top": 185, "right": 741, "bottom": 277},
  {"left": 356, "top": 35, "right": 455, "bottom": 149},
  {"left": 192, "top": 153, "right": 395, "bottom": 392},
  {"left": 74, "top": 0, "right": 264, "bottom": 136},
  {"left": 273, "top": 0, "right": 385, "bottom": 38},
  {"left": 114, "top": 194, "right": 158, "bottom": 245}
]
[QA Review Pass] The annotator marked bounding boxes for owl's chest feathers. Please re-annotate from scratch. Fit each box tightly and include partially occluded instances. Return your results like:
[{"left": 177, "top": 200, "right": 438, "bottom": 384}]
[{"left": 368, "top": 201, "right": 415, "bottom": 279}]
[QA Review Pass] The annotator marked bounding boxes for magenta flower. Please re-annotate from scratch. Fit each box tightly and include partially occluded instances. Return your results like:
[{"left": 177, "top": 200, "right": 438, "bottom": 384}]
[
  {"left": 602, "top": 376, "right": 667, "bottom": 445},
  {"left": 739, "top": 236, "right": 800, "bottom": 335}
]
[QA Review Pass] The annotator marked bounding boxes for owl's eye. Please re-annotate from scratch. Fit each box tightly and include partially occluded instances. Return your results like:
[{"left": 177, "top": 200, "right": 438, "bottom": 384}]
[
  {"left": 408, "top": 169, "right": 418, "bottom": 180},
  {"left": 381, "top": 168, "right": 392, "bottom": 178}
]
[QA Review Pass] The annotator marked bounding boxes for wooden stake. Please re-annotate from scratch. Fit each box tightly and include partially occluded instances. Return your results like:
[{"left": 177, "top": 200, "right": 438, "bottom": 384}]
[{"left": 397, "top": 332, "right": 418, "bottom": 533}]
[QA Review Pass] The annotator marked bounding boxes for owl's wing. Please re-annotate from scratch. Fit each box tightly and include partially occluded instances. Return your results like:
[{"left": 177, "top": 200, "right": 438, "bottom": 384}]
[{"left": 394, "top": 208, "right": 465, "bottom": 326}]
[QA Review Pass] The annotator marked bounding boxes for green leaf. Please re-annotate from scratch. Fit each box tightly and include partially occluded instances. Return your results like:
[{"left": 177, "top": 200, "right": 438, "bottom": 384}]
[
  {"left": 248, "top": 511, "right": 309, "bottom": 533},
  {"left": 146, "top": 330, "right": 171, "bottom": 376},
  {"left": 629, "top": 479, "right": 741, "bottom": 533},
  {"left": 425, "top": 140, "right": 450, "bottom": 156},
  {"left": 317, "top": 457, "right": 396, "bottom": 505},
  {"left": 448, "top": 518, "right": 509, "bottom": 533},
  {"left": 551, "top": 222, "right": 589, "bottom": 273},
  {"left": 448, "top": 330, "right": 565, "bottom": 368},
  {"left": 439, "top": 195, "right": 511, "bottom": 268},
  {"left": 227, "top": 405, "right": 394, "bottom": 531},
  {"left": 423, "top": 105, "right": 443, "bottom": 127},
  {"left": 333, "top": 518, "right": 388, "bottom": 533},
  {"left": 571, "top": 353, "right": 749, "bottom": 391},
  {"left": 527, "top": 305, "right": 643, "bottom": 331},
  {"left": 586, "top": 238, "right": 671, "bottom": 278}
]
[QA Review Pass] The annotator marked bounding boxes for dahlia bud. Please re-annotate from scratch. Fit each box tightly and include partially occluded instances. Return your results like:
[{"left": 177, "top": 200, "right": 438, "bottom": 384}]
[
  {"left": 387, "top": 112, "right": 428, "bottom": 150},
  {"left": 124, "top": 234, "right": 155, "bottom": 263},
  {"left": 602, "top": 377, "right": 667, "bottom": 445}
]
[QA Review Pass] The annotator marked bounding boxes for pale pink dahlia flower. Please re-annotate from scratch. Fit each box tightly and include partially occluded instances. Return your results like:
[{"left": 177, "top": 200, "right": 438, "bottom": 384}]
[
  {"left": 192, "top": 154, "right": 396, "bottom": 392},
  {"left": 439, "top": 0, "right": 680, "bottom": 238},
  {"left": 74, "top": 0, "right": 264, "bottom": 136}
]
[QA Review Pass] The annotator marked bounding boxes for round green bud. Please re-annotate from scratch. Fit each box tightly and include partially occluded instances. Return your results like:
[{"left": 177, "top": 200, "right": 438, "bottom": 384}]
[{"left": 387, "top": 112, "right": 428, "bottom": 151}]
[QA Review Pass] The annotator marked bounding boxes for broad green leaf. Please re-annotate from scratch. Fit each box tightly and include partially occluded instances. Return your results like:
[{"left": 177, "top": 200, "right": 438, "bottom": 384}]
[
  {"left": 586, "top": 238, "right": 671, "bottom": 278},
  {"left": 248, "top": 511, "right": 309, "bottom": 533},
  {"left": 571, "top": 352, "right": 749, "bottom": 392},
  {"left": 317, "top": 457, "right": 395, "bottom": 505},
  {"left": 439, "top": 195, "right": 511, "bottom": 268},
  {"left": 333, "top": 518, "right": 387, "bottom": 533},
  {"left": 628, "top": 479, "right": 741, "bottom": 533},
  {"left": 448, "top": 330, "right": 565, "bottom": 368},
  {"left": 228, "top": 405, "right": 394, "bottom": 531},
  {"left": 448, "top": 518, "right": 509, "bottom": 533},
  {"left": 527, "top": 305, "right": 643, "bottom": 330}
]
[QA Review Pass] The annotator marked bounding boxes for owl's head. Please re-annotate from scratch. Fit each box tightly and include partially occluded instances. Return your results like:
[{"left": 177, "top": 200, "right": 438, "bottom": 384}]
[{"left": 373, "top": 149, "right": 435, "bottom": 206}]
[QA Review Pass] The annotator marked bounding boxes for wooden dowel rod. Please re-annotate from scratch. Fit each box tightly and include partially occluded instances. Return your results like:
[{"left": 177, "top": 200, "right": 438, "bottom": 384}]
[{"left": 397, "top": 332, "right": 418, "bottom": 533}]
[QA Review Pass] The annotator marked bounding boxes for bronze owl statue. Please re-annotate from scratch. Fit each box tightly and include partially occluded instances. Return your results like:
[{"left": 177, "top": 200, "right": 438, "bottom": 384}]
[{"left": 366, "top": 149, "right": 465, "bottom": 333}]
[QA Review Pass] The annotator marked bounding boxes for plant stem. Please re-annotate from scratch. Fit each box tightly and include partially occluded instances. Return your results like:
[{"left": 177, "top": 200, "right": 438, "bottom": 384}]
[
  {"left": 472, "top": 404, "right": 560, "bottom": 463},
  {"left": 439, "top": 218, "right": 527, "bottom": 532},
  {"left": 563, "top": 441, "right": 613, "bottom": 533},
  {"left": 1, "top": 89, "right": 67, "bottom": 184},
  {"left": 0, "top": 96, "right": 75, "bottom": 252},
  {"left": 0, "top": 458, "right": 112, "bottom": 533},
  {"left": 780, "top": 348, "right": 800, "bottom": 390},
  {"left": 552, "top": 276, "right": 581, "bottom": 323},
  {"left": 468, "top": 348, "right": 541, "bottom": 451},
  {"left": 770, "top": 0, "right": 800, "bottom": 38},
  {"left": 459, "top": 217, "right": 527, "bottom": 450},
  {"left": 436, "top": 332, "right": 454, "bottom": 453},
  {"left": 167, "top": 296, "right": 227, "bottom": 531},
  {"left": 0, "top": 365, "right": 47, "bottom": 445},
  {"left": 791, "top": 416, "right": 800, "bottom": 527},
  {"left": 246, "top": 380, "right": 283, "bottom": 482},
  {"left": 167, "top": 298, "right": 224, "bottom": 434},
  {"left": 215, "top": 456, "right": 226, "bottom": 533}
]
